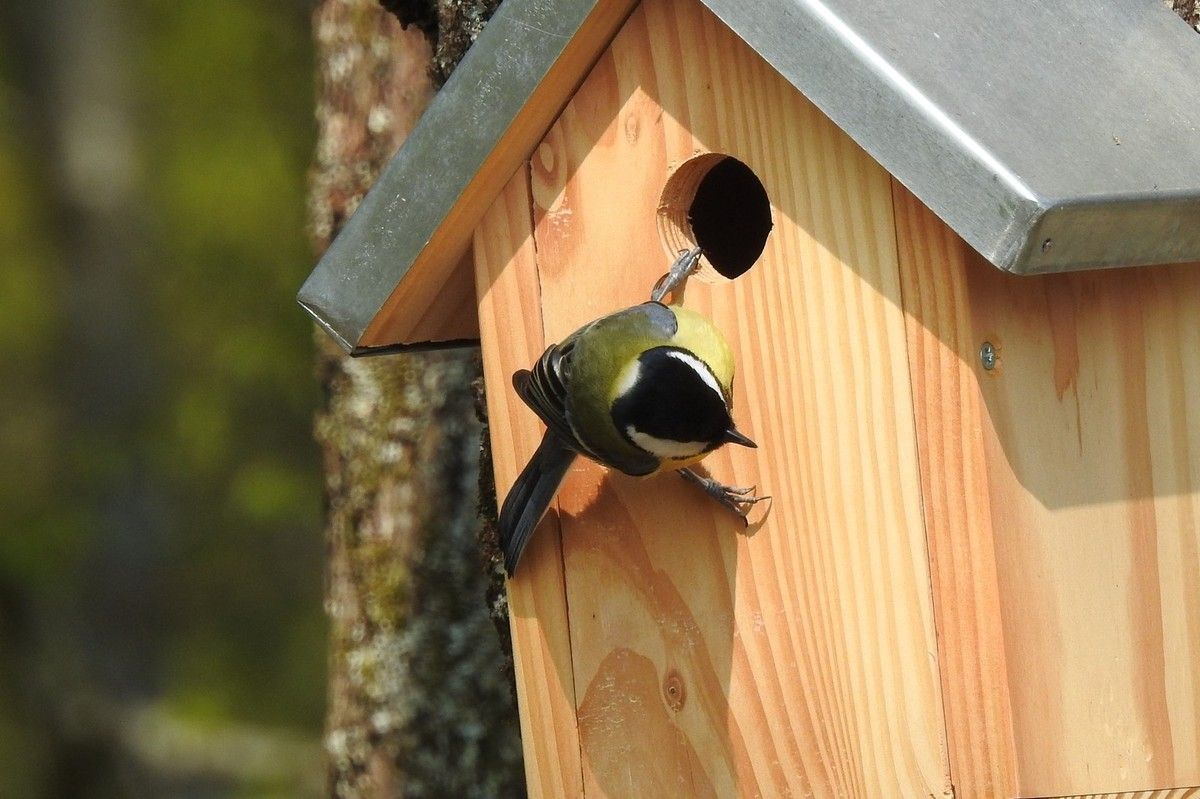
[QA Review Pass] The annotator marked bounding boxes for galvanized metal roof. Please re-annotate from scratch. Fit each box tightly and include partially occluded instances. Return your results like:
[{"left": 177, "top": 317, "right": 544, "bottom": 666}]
[{"left": 300, "top": 0, "right": 1200, "bottom": 351}]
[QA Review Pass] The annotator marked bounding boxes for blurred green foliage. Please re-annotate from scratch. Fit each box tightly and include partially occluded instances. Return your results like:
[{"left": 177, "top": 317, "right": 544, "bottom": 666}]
[{"left": 0, "top": 0, "right": 326, "bottom": 794}]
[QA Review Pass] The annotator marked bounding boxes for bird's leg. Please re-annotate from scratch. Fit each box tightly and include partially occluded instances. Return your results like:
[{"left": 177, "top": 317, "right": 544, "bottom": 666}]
[
  {"left": 680, "top": 467, "right": 771, "bottom": 522},
  {"left": 651, "top": 246, "right": 703, "bottom": 303}
]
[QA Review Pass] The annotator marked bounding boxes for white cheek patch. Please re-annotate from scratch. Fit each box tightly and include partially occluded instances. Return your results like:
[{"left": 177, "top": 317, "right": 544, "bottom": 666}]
[
  {"left": 625, "top": 426, "right": 708, "bottom": 459},
  {"left": 664, "top": 349, "right": 725, "bottom": 403}
]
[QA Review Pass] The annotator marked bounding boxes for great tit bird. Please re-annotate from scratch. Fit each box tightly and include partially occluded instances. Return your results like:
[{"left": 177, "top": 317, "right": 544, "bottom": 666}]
[{"left": 497, "top": 248, "right": 766, "bottom": 575}]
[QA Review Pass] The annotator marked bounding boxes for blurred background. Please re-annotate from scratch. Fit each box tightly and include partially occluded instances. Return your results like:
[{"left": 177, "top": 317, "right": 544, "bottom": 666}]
[{"left": 0, "top": 0, "right": 327, "bottom": 795}]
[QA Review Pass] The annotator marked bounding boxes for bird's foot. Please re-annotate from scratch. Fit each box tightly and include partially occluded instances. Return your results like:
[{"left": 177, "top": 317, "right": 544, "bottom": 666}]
[
  {"left": 680, "top": 468, "right": 772, "bottom": 523},
  {"left": 651, "top": 247, "right": 703, "bottom": 303}
]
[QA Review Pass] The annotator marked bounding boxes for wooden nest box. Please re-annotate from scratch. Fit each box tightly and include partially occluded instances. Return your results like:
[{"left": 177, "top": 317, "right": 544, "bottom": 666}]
[{"left": 300, "top": 0, "right": 1200, "bottom": 795}]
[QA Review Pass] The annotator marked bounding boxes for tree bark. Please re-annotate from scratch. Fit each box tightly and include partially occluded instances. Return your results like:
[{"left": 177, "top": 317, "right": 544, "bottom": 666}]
[{"left": 309, "top": 1, "right": 521, "bottom": 797}]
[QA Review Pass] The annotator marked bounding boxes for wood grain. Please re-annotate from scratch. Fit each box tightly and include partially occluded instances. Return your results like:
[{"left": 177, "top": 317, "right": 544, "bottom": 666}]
[
  {"left": 472, "top": 166, "right": 582, "bottom": 798},
  {"left": 362, "top": 0, "right": 641, "bottom": 347},
  {"left": 494, "top": 0, "right": 950, "bottom": 794},
  {"left": 895, "top": 183, "right": 1200, "bottom": 797}
]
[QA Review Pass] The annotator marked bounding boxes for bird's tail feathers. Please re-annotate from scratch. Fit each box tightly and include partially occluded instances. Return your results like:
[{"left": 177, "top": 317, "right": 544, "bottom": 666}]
[{"left": 497, "top": 432, "right": 576, "bottom": 576}]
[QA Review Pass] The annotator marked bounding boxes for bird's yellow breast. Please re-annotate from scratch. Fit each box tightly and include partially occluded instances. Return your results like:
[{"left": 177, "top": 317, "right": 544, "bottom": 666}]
[
  {"left": 667, "top": 305, "right": 736, "bottom": 402},
  {"left": 648, "top": 451, "right": 712, "bottom": 475}
]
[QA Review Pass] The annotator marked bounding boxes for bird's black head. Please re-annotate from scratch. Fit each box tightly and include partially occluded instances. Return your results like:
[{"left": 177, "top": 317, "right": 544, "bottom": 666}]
[{"left": 611, "top": 346, "right": 754, "bottom": 460}]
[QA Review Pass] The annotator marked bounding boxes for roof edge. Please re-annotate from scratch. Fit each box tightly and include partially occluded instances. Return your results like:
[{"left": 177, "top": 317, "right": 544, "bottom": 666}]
[{"left": 1014, "top": 191, "right": 1200, "bottom": 274}]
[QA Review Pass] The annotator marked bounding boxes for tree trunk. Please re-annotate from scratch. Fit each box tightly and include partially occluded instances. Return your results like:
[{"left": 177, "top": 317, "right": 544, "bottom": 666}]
[{"left": 309, "top": 1, "right": 521, "bottom": 797}]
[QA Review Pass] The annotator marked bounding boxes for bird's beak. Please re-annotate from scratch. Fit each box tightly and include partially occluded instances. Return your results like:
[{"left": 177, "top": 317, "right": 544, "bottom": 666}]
[{"left": 723, "top": 427, "right": 757, "bottom": 448}]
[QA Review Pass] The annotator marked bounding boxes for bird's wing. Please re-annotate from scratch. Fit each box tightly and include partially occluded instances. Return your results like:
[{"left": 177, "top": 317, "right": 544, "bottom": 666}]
[{"left": 513, "top": 340, "right": 598, "bottom": 458}]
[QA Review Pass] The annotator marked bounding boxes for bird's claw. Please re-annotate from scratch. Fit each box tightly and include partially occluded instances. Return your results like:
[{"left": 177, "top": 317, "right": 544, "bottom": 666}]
[
  {"left": 719, "top": 487, "right": 772, "bottom": 521},
  {"left": 680, "top": 468, "right": 772, "bottom": 522},
  {"left": 651, "top": 247, "right": 703, "bottom": 303}
]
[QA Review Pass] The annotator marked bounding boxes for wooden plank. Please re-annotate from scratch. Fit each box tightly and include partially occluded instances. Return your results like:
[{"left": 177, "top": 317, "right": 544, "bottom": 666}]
[
  {"left": 521, "top": 0, "right": 950, "bottom": 794},
  {"left": 895, "top": 184, "right": 1200, "bottom": 796},
  {"left": 893, "top": 183, "right": 1020, "bottom": 798},
  {"left": 362, "top": 0, "right": 641, "bottom": 347},
  {"left": 472, "top": 166, "right": 583, "bottom": 798}
]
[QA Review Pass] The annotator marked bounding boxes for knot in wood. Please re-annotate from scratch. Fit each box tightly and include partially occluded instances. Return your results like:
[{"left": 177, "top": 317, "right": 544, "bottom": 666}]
[{"left": 662, "top": 669, "right": 687, "bottom": 712}]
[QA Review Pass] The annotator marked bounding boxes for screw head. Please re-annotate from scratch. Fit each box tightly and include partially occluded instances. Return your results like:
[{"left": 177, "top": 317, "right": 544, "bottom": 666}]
[{"left": 980, "top": 341, "right": 997, "bottom": 370}]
